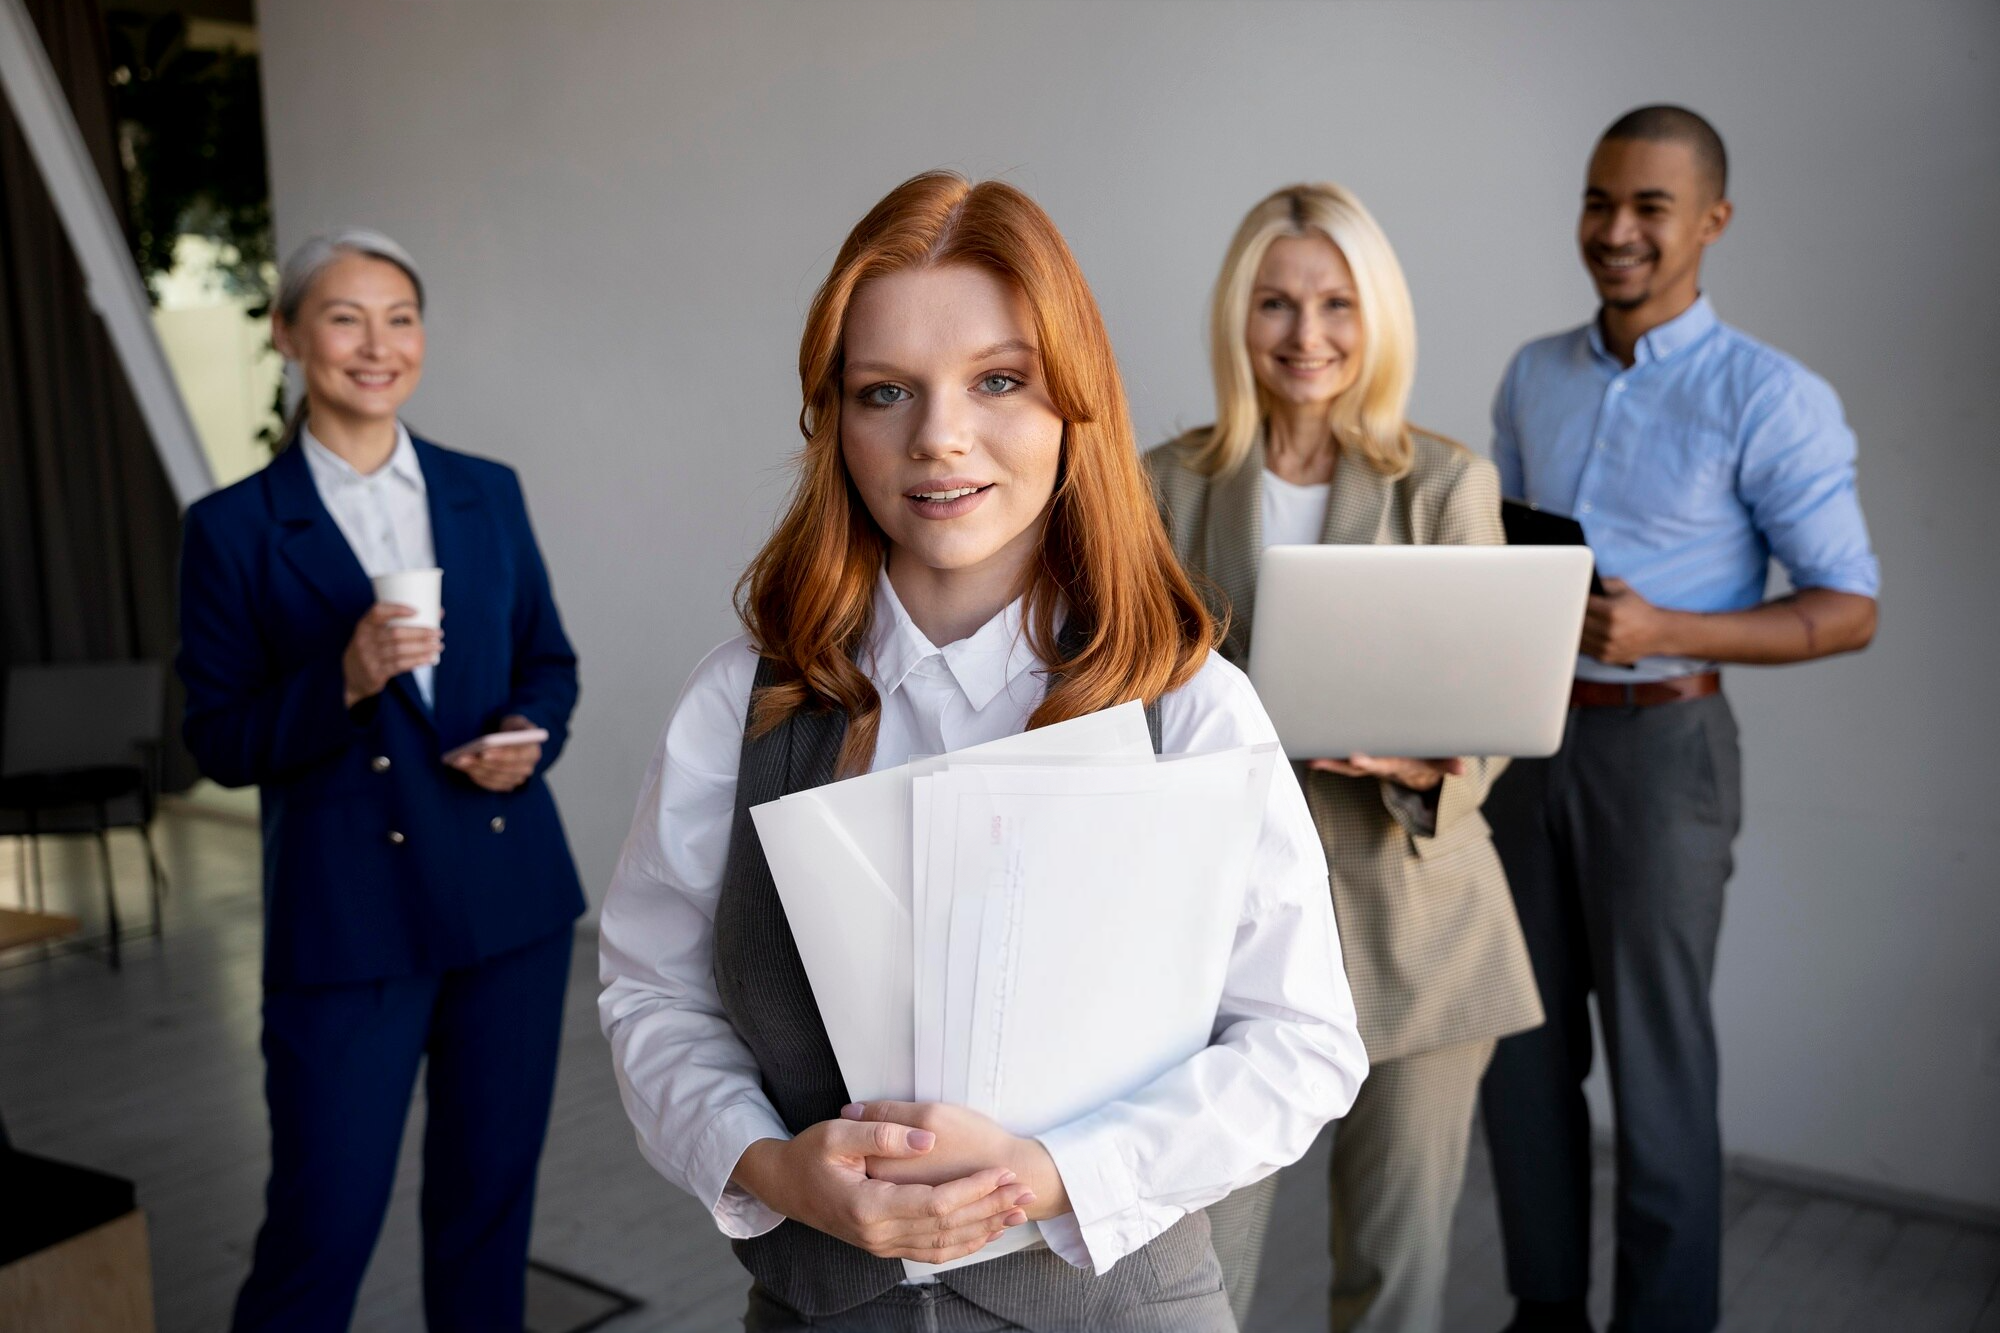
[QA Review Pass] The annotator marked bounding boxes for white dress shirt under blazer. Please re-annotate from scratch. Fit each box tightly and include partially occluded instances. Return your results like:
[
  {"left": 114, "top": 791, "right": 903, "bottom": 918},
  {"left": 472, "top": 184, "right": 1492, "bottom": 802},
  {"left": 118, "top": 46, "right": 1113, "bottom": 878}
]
[
  {"left": 598, "top": 574, "right": 1367, "bottom": 1274},
  {"left": 300, "top": 421, "right": 437, "bottom": 706}
]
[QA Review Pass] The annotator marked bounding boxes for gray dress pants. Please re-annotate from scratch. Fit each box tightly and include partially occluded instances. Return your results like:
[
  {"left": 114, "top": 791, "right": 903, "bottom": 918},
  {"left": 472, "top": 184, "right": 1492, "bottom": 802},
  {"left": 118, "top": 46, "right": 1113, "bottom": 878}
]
[
  {"left": 745, "top": 1282, "right": 1023, "bottom": 1332},
  {"left": 1479, "top": 693, "right": 1742, "bottom": 1333},
  {"left": 742, "top": 1230, "right": 1237, "bottom": 1332}
]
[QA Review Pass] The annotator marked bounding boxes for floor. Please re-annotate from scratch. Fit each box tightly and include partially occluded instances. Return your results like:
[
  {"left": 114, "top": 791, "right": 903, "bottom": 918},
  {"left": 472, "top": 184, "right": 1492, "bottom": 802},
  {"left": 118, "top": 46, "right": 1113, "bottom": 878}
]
[{"left": 2, "top": 808, "right": 1996, "bottom": 1332}]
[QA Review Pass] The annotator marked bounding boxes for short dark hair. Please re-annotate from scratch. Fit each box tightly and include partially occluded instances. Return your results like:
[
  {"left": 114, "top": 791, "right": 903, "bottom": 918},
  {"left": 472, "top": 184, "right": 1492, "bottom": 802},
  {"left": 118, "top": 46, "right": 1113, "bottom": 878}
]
[{"left": 1600, "top": 104, "right": 1728, "bottom": 199}]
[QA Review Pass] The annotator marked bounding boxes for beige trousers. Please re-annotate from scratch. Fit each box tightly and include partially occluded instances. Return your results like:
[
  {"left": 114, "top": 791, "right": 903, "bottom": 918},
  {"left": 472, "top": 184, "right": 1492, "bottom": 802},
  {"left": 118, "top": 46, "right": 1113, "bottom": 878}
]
[
  {"left": 1329, "top": 1037, "right": 1496, "bottom": 1333},
  {"left": 1207, "top": 1173, "right": 1279, "bottom": 1329}
]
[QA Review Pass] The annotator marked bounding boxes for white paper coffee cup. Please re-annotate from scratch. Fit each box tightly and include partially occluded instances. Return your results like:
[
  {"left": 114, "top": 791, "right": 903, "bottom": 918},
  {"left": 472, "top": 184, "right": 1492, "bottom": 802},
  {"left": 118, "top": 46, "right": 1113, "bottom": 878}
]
[{"left": 370, "top": 568, "right": 443, "bottom": 628}]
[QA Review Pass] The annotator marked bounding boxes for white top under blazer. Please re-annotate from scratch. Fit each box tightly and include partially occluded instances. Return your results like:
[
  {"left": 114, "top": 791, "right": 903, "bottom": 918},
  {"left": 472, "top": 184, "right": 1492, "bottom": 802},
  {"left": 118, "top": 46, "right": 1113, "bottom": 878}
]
[
  {"left": 598, "top": 574, "right": 1367, "bottom": 1272},
  {"left": 1260, "top": 467, "right": 1332, "bottom": 549},
  {"left": 300, "top": 421, "right": 437, "bottom": 707}
]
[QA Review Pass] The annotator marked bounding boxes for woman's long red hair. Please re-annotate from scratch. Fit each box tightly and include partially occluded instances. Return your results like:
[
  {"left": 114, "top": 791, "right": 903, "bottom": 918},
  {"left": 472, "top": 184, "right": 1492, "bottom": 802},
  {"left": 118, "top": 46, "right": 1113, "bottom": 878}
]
[{"left": 738, "top": 171, "right": 1216, "bottom": 775}]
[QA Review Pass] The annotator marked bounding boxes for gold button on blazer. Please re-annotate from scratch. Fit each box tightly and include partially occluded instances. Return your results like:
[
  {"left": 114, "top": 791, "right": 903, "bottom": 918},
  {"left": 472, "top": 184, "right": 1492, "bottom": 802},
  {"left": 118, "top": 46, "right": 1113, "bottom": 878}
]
[{"left": 1146, "top": 427, "right": 1544, "bottom": 1063}]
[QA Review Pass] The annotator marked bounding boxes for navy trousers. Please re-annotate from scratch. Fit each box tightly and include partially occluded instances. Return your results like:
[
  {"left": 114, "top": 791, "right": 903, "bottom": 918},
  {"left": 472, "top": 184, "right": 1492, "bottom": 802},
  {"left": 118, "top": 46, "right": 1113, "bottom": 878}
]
[
  {"left": 231, "top": 927, "right": 573, "bottom": 1333},
  {"left": 1480, "top": 695, "right": 1742, "bottom": 1333}
]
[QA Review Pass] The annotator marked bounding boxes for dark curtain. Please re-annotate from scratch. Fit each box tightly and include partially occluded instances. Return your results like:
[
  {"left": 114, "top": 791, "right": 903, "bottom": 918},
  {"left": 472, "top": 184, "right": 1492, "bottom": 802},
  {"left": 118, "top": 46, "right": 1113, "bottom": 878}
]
[{"left": 0, "top": 0, "right": 193, "bottom": 789}]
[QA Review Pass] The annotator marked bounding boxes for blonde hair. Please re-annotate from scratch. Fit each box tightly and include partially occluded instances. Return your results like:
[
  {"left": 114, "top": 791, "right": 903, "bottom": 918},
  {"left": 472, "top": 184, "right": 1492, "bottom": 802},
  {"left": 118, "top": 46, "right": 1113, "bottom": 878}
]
[{"left": 1196, "top": 182, "right": 1418, "bottom": 478}]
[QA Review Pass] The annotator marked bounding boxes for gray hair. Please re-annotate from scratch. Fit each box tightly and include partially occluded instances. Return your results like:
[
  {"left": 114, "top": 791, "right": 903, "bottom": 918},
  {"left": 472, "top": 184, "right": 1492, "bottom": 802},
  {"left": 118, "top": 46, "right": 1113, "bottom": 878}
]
[
  {"left": 275, "top": 227, "right": 425, "bottom": 325},
  {"left": 274, "top": 228, "right": 425, "bottom": 444}
]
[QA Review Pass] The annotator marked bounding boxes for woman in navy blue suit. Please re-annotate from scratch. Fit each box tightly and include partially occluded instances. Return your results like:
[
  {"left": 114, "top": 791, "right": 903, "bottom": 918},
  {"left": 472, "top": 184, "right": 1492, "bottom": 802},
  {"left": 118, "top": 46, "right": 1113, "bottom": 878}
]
[{"left": 176, "top": 230, "right": 585, "bottom": 1332}]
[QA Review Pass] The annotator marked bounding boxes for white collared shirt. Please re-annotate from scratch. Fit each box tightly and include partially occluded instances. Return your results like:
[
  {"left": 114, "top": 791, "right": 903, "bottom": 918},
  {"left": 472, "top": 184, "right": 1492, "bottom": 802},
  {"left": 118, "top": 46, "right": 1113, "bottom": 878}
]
[
  {"left": 301, "top": 422, "right": 437, "bottom": 706},
  {"left": 598, "top": 573, "right": 1366, "bottom": 1273}
]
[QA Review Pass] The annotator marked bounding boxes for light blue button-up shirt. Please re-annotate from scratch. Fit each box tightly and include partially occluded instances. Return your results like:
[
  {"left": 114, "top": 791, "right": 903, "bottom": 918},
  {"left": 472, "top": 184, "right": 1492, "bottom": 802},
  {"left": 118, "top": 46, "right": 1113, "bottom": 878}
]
[{"left": 1492, "top": 296, "right": 1880, "bottom": 682}]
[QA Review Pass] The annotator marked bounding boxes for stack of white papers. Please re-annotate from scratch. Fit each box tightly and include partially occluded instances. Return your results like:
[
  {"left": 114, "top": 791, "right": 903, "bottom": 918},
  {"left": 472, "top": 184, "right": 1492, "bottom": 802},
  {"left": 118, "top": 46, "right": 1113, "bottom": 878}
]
[{"left": 750, "top": 702, "right": 1277, "bottom": 1276}]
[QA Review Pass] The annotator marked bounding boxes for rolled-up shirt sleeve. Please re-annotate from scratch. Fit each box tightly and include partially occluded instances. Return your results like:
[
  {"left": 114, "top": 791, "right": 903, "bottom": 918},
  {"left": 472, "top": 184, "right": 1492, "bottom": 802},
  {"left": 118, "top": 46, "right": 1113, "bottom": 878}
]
[
  {"left": 1739, "top": 368, "right": 1881, "bottom": 598},
  {"left": 1033, "top": 657, "right": 1368, "bottom": 1271},
  {"left": 598, "top": 636, "right": 789, "bottom": 1238}
]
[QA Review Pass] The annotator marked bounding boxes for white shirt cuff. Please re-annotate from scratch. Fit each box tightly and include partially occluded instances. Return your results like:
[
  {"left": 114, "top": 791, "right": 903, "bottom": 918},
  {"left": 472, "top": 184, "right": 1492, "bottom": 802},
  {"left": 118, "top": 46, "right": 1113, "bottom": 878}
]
[
  {"left": 1034, "top": 1115, "right": 1150, "bottom": 1270},
  {"left": 691, "top": 1100, "right": 792, "bottom": 1239}
]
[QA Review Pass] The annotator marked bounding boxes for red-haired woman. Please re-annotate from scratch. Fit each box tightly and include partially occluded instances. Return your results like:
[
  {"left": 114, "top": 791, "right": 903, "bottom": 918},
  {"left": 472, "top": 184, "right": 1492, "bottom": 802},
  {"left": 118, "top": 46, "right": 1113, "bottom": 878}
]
[{"left": 599, "top": 172, "right": 1367, "bottom": 1333}]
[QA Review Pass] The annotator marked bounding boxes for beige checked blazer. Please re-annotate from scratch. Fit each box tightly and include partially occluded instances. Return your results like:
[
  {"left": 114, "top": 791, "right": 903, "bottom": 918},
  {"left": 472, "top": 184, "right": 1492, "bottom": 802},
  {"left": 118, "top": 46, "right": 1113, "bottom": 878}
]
[{"left": 1146, "top": 426, "right": 1543, "bottom": 1062}]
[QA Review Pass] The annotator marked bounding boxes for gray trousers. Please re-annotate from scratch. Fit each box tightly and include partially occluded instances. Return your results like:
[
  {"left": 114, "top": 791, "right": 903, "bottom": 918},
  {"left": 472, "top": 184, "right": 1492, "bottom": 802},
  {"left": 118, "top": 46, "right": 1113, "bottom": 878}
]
[
  {"left": 742, "top": 1229, "right": 1237, "bottom": 1332},
  {"left": 1329, "top": 1038, "right": 1496, "bottom": 1333},
  {"left": 745, "top": 1282, "right": 1023, "bottom": 1332},
  {"left": 1480, "top": 694, "right": 1742, "bottom": 1333}
]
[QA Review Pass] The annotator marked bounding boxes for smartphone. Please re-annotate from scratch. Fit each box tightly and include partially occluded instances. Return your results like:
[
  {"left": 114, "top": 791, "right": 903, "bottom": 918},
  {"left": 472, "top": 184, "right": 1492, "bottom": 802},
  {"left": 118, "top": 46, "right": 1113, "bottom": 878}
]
[{"left": 441, "top": 727, "right": 549, "bottom": 765}]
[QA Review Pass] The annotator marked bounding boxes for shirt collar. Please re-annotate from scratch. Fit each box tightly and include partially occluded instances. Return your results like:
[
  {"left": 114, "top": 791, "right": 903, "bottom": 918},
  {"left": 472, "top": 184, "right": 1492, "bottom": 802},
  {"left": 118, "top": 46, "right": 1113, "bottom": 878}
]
[
  {"left": 864, "top": 571, "right": 1041, "bottom": 711},
  {"left": 1587, "top": 294, "right": 1718, "bottom": 369},
  {"left": 300, "top": 421, "right": 424, "bottom": 493}
]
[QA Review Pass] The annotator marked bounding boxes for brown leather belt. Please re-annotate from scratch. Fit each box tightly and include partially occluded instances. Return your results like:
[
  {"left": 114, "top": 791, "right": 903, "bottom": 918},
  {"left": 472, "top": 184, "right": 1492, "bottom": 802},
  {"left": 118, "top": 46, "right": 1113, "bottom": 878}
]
[{"left": 1570, "top": 671, "right": 1721, "bottom": 709}]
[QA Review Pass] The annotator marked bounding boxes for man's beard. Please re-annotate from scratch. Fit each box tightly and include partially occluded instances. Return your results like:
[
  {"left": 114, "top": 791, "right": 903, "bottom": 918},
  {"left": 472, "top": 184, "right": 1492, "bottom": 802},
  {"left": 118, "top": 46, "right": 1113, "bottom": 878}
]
[{"left": 1603, "top": 289, "right": 1650, "bottom": 311}]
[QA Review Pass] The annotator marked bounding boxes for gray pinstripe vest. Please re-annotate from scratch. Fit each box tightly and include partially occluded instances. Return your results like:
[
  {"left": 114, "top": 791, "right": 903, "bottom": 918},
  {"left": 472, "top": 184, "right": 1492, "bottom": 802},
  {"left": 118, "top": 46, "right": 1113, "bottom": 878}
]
[{"left": 711, "top": 630, "right": 1233, "bottom": 1328}]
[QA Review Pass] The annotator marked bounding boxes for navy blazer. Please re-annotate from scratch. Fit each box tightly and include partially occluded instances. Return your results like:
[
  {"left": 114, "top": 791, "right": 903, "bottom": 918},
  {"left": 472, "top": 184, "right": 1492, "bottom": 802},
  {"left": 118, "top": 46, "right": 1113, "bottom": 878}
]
[{"left": 178, "top": 435, "right": 585, "bottom": 988}]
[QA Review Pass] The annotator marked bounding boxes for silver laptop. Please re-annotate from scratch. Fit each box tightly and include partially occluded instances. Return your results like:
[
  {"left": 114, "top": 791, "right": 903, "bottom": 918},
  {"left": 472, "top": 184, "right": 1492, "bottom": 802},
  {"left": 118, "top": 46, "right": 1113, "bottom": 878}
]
[{"left": 1246, "top": 545, "right": 1594, "bottom": 759}]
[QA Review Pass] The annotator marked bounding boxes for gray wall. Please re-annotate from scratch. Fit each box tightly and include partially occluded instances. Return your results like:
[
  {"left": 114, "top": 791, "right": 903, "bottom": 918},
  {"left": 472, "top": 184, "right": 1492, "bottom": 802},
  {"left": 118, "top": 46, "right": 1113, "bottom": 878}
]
[{"left": 259, "top": 0, "right": 2000, "bottom": 1212}]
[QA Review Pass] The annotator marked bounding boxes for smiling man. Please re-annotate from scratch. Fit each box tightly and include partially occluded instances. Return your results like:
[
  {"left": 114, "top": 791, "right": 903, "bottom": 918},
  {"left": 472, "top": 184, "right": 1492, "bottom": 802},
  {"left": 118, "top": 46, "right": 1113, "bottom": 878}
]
[{"left": 1479, "top": 106, "right": 1881, "bottom": 1333}]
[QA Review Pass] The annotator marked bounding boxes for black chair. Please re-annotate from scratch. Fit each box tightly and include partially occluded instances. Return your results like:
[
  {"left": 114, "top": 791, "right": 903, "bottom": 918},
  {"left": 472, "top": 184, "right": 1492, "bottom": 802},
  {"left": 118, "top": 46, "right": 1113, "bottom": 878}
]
[{"left": 0, "top": 662, "right": 169, "bottom": 969}]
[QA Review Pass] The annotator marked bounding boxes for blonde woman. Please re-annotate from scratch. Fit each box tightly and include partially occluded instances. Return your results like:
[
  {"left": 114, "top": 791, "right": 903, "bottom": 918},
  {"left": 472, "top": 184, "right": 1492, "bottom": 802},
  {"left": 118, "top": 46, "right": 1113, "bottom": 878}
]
[{"left": 1147, "top": 183, "right": 1544, "bottom": 1333}]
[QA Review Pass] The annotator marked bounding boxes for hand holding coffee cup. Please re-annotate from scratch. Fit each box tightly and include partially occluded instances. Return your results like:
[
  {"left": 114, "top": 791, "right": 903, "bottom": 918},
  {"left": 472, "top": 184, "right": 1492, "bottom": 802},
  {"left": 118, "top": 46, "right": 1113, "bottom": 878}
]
[{"left": 342, "top": 569, "right": 444, "bottom": 708}]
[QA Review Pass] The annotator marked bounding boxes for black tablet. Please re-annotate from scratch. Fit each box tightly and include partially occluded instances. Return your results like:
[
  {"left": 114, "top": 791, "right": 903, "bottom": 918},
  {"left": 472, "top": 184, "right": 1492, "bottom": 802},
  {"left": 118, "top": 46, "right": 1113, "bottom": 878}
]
[{"left": 1502, "top": 499, "right": 1606, "bottom": 596}]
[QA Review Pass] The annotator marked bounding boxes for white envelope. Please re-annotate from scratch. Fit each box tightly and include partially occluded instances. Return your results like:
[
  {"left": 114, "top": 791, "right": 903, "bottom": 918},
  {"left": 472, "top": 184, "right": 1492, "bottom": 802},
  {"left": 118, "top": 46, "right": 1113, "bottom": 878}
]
[
  {"left": 750, "top": 700, "right": 1157, "bottom": 1102},
  {"left": 923, "top": 746, "right": 1279, "bottom": 1136},
  {"left": 899, "top": 744, "right": 1277, "bottom": 1279},
  {"left": 750, "top": 701, "right": 1158, "bottom": 1280},
  {"left": 748, "top": 795, "right": 913, "bottom": 1101},
  {"left": 790, "top": 698, "right": 1157, "bottom": 910}
]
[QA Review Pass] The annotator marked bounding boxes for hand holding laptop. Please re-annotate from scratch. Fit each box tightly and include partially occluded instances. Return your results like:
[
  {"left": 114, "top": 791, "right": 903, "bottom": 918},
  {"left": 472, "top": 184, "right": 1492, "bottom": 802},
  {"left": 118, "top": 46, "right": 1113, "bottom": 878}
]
[{"left": 1309, "top": 754, "right": 1466, "bottom": 791}]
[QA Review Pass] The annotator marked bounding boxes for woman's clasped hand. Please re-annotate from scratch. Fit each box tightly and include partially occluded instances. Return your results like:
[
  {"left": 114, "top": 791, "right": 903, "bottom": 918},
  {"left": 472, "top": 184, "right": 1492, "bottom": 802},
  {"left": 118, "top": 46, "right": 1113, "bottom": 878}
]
[
  {"left": 731, "top": 1112, "right": 1037, "bottom": 1263},
  {"left": 845, "top": 1101, "right": 1068, "bottom": 1216}
]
